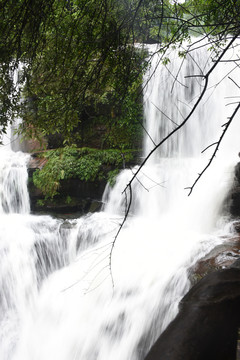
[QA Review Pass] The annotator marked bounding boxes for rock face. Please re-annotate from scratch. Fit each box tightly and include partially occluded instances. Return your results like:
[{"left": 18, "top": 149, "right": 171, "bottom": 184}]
[
  {"left": 229, "top": 162, "right": 240, "bottom": 218},
  {"left": 28, "top": 175, "right": 107, "bottom": 215},
  {"left": 145, "top": 263, "right": 240, "bottom": 360}
]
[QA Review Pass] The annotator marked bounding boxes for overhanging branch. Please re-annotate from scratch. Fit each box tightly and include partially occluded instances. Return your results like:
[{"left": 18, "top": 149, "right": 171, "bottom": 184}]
[{"left": 185, "top": 102, "right": 240, "bottom": 195}]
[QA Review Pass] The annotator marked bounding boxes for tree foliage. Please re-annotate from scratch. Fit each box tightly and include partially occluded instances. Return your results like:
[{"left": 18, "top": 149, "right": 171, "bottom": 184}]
[
  {"left": 0, "top": 0, "right": 150, "bottom": 142},
  {"left": 1, "top": 0, "right": 240, "bottom": 147}
]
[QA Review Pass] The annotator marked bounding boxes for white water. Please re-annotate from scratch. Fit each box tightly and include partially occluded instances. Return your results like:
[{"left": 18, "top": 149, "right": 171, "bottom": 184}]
[{"left": 1, "top": 40, "right": 240, "bottom": 360}]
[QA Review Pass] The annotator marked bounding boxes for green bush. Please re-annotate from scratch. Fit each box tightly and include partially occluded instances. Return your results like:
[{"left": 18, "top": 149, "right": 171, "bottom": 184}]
[{"left": 33, "top": 146, "right": 133, "bottom": 199}]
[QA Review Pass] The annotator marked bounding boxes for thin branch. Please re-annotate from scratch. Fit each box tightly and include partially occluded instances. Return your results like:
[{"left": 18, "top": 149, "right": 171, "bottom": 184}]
[
  {"left": 109, "top": 184, "right": 132, "bottom": 288},
  {"left": 165, "top": 64, "right": 188, "bottom": 89},
  {"left": 139, "top": 170, "right": 167, "bottom": 188},
  {"left": 131, "top": 169, "right": 149, "bottom": 192},
  {"left": 151, "top": 102, "right": 178, "bottom": 127},
  {"left": 226, "top": 101, "right": 240, "bottom": 106},
  {"left": 228, "top": 76, "right": 240, "bottom": 89},
  {"left": 171, "top": 55, "right": 185, "bottom": 93},
  {"left": 213, "top": 59, "right": 240, "bottom": 62},
  {"left": 185, "top": 74, "right": 207, "bottom": 79},
  {"left": 186, "top": 102, "right": 240, "bottom": 195},
  {"left": 201, "top": 142, "right": 218, "bottom": 154},
  {"left": 175, "top": 103, "right": 185, "bottom": 120},
  {"left": 225, "top": 96, "right": 240, "bottom": 99}
]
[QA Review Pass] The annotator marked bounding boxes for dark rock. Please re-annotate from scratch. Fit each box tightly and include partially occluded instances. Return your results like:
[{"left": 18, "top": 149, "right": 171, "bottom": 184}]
[
  {"left": 27, "top": 148, "right": 143, "bottom": 216},
  {"left": 233, "top": 221, "right": 240, "bottom": 233},
  {"left": 190, "top": 236, "right": 240, "bottom": 283},
  {"left": 88, "top": 200, "right": 103, "bottom": 213},
  {"left": 28, "top": 170, "right": 107, "bottom": 215},
  {"left": 230, "top": 188, "right": 240, "bottom": 217},
  {"left": 235, "top": 162, "right": 240, "bottom": 183},
  {"left": 230, "top": 257, "right": 240, "bottom": 269},
  {"left": 228, "top": 163, "right": 240, "bottom": 219},
  {"left": 145, "top": 264, "right": 240, "bottom": 360},
  {"left": 30, "top": 196, "right": 104, "bottom": 217},
  {"left": 28, "top": 156, "right": 48, "bottom": 170}
]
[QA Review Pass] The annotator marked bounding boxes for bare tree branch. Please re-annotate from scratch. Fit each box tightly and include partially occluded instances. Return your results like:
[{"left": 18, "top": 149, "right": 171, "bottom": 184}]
[
  {"left": 201, "top": 142, "right": 218, "bottom": 154},
  {"left": 109, "top": 183, "right": 132, "bottom": 288},
  {"left": 151, "top": 102, "right": 179, "bottom": 127},
  {"left": 185, "top": 102, "right": 240, "bottom": 195},
  {"left": 229, "top": 76, "right": 240, "bottom": 89}
]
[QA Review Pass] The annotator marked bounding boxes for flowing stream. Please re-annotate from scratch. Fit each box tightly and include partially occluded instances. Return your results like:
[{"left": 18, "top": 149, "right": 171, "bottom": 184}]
[{"left": 1, "top": 41, "right": 240, "bottom": 360}]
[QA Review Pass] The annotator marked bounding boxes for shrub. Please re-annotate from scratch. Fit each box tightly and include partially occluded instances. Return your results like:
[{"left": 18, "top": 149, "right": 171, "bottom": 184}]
[{"left": 32, "top": 146, "right": 133, "bottom": 199}]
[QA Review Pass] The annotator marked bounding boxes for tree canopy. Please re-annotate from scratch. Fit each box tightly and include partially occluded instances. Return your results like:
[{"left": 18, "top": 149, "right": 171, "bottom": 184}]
[
  {"left": 0, "top": 0, "right": 240, "bottom": 146},
  {"left": 0, "top": 0, "right": 148, "bottom": 144}
]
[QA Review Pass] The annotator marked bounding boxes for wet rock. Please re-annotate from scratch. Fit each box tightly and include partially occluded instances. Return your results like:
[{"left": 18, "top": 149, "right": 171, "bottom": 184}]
[
  {"left": 31, "top": 197, "right": 104, "bottom": 217},
  {"left": 28, "top": 172, "right": 106, "bottom": 216},
  {"left": 229, "top": 163, "right": 240, "bottom": 219},
  {"left": 230, "top": 188, "right": 240, "bottom": 217},
  {"left": 145, "top": 263, "right": 240, "bottom": 360},
  {"left": 190, "top": 236, "right": 240, "bottom": 283},
  {"left": 27, "top": 151, "right": 108, "bottom": 216},
  {"left": 28, "top": 155, "right": 48, "bottom": 170},
  {"left": 233, "top": 220, "right": 240, "bottom": 233}
]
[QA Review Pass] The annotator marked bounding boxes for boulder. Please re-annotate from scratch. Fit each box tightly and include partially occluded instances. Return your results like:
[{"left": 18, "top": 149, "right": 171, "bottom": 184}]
[
  {"left": 145, "top": 261, "right": 240, "bottom": 360},
  {"left": 190, "top": 236, "right": 240, "bottom": 282},
  {"left": 229, "top": 162, "right": 240, "bottom": 219}
]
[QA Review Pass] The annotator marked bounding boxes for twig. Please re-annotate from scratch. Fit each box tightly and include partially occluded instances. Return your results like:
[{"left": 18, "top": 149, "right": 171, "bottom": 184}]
[
  {"left": 131, "top": 168, "right": 149, "bottom": 192},
  {"left": 229, "top": 76, "right": 240, "bottom": 89},
  {"left": 186, "top": 102, "right": 240, "bottom": 195},
  {"left": 151, "top": 102, "right": 179, "bottom": 127},
  {"left": 201, "top": 142, "right": 218, "bottom": 153},
  {"left": 109, "top": 184, "right": 132, "bottom": 288}
]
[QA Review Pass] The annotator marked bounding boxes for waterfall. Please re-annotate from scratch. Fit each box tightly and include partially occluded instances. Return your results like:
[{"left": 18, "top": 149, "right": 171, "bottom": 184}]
[
  {"left": 1, "top": 40, "right": 240, "bottom": 360},
  {"left": 0, "top": 64, "right": 31, "bottom": 215},
  {"left": 0, "top": 150, "right": 30, "bottom": 214}
]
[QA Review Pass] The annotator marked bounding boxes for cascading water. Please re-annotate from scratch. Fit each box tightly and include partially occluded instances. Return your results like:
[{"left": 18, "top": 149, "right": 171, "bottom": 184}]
[
  {"left": 0, "top": 150, "right": 30, "bottom": 214},
  {"left": 1, "top": 40, "right": 240, "bottom": 360}
]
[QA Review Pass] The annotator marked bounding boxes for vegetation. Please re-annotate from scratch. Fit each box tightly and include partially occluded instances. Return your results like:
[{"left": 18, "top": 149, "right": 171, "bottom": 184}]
[
  {"left": 1, "top": 0, "right": 239, "bottom": 144},
  {"left": 0, "top": 0, "right": 150, "bottom": 144},
  {"left": 32, "top": 146, "right": 134, "bottom": 199}
]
